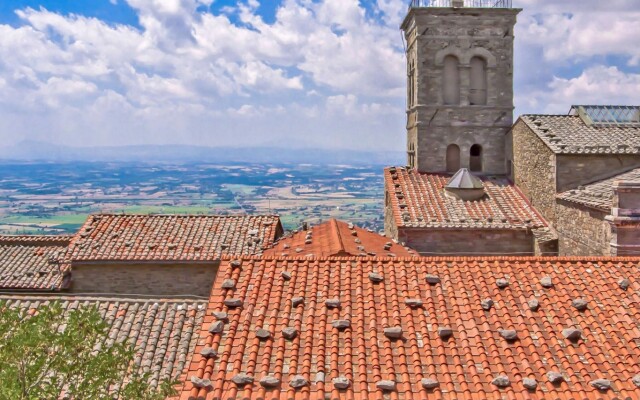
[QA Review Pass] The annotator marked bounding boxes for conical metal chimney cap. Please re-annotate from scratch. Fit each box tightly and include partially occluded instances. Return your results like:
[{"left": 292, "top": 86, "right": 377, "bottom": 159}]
[
  {"left": 444, "top": 169, "right": 485, "bottom": 201},
  {"left": 446, "top": 168, "right": 484, "bottom": 189}
]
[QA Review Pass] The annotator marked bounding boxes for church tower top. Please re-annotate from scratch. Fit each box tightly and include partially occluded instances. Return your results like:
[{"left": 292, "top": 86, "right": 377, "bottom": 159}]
[
  {"left": 401, "top": 1, "right": 520, "bottom": 175},
  {"left": 408, "top": 0, "right": 513, "bottom": 9}
]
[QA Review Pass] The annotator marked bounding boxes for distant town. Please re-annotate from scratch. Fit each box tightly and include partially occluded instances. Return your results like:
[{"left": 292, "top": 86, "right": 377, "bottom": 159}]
[{"left": 0, "top": 161, "right": 384, "bottom": 235}]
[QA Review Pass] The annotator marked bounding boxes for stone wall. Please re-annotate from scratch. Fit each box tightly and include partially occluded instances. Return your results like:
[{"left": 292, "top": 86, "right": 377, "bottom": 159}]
[
  {"left": 396, "top": 228, "right": 534, "bottom": 256},
  {"left": 555, "top": 201, "right": 611, "bottom": 256},
  {"left": 556, "top": 155, "right": 640, "bottom": 192},
  {"left": 384, "top": 189, "right": 400, "bottom": 240},
  {"left": 402, "top": 8, "right": 519, "bottom": 174},
  {"left": 511, "top": 119, "right": 557, "bottom": 223},
  {"left": 606, "top": 181, "right": 640, "bottom": 256},
  {"left": 415, "top": 113, "right": 512, "bottom": 174},
  {"left": 532, "top": 228, "right": 559, "bottom": 256},
  {"left": 70, "top": 262, "right": 218, "bottom": 297}
]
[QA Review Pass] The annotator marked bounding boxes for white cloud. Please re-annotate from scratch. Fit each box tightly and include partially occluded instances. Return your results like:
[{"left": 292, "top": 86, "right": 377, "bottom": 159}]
[
  {"left": 0, "top": 0, "right": 636, "bottom": 152},
  {"left": 528, "top": 66, "right": 640, "bottom": 113},
  {"left": 0, "top": 0, "right": 408, "bottom": 151},
  {"left": 514, "top": 0, "right": 640, "bottom": 114},
  {"left": 518, "top": 5, "right": 640, "bottom": 65}
]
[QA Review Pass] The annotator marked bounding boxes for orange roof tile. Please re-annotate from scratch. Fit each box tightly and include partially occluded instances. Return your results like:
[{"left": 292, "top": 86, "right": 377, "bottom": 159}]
[
  {"left": 0, "top": 235, "right": 71, "bottom": 291},
  {"left": 263, "top": 219, "right": 416, "bottom": 258},
  {"left": 67, "top": 214, "right": 283, "bottom": 262},
  {"left": 177, "top": 255, "right": 640, "bottom": 400},
  {"left": 385, "top": 167, "right": 547, "bottom": 230},
  {"left": 0, "top": 235, "right": 73, "bottom": 245}
]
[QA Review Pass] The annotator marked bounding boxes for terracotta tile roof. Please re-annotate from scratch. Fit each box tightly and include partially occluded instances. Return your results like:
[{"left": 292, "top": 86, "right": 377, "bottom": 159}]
[
  {"left": 520, "top": 115, "right": 640, "bottom": 155},
  {"left": 557, "top": 167, "right": 640, "bottom": 212},
  {"left": 0, "top": 236, "right": 71, "bottom": 291},
  {"left": 0, "top": 235, "right": 73, "bottom": 245},
  {"left": 177, "top": 255, "right": 640, "bottom": 400},
  {"left": 385, "top": 167, "right": 547, "bottom": 230},
  {"left": 1, "top": 295, "right": 206, "bottom": 395},
  {"left": 263, "top": 219, "right": 416, "bottom": 258},
  {"left": 68, "top": 214, "right": 283, "bottom": 262}
]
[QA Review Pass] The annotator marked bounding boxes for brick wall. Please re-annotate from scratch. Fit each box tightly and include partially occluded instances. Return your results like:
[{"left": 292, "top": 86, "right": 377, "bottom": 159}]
[
  {"left": 70, "top": 262, "right": 219, "bottom": 297},
  {"left": 555, "top": 201, "right": 611, "bottom": 256},
  {"left": 512, "top": 119, "right": 557, "bottom": 223},
  {"left": 397, "top": 228, "right": 534, "bottom": 256}
]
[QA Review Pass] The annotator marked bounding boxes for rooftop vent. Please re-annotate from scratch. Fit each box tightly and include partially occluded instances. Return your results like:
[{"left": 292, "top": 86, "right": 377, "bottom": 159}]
[
  {"left": 410, "top": 0, "right": 513, "bottom": 8},
  {"left": 571, "top": 105, "right": 640, "bottom": 128},
  {"left": 444, "top": 168, "right": 485, "bottom": 201}
]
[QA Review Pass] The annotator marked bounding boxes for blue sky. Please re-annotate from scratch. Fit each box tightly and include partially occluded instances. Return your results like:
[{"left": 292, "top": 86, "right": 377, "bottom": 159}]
[{"left": 0, "top": 0, "right": 638, "bottom": 151}]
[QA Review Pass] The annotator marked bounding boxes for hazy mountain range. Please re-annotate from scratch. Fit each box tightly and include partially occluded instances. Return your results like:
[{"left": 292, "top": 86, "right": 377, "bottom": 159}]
[{"left": 0, "top": 140, "right": 405, "bottom": 165}]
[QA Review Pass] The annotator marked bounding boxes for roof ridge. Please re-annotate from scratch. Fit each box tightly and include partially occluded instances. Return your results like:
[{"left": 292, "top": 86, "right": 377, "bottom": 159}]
[
  {"left": 0, "top": 235, "right": 72, "bottom": 239},
  {"left": 220, "top": 254, "right": 640, "bottom": 262},
  {"left": 0, "top": 294, "right": 208, "bottom": 303},
  {"left": 521, "top": 114, "right": 575, "bottom": 117},
  {"left": 86, "top": 213, "right": 280, "bottom": 218},
  {"left": 330, "top": 218, "right": 347, "bottom": 254}
]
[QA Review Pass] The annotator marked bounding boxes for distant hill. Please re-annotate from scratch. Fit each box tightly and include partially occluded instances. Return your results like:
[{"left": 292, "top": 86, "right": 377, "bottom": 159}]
[{"left": 0, "top": 140, "right": 405, "bottom": 165}]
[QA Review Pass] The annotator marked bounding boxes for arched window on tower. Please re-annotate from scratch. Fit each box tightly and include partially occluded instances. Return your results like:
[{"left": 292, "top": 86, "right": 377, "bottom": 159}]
[
  {"left": 470, "top": 144, "right": 483, "bottom": 172},
  {"left": 446, "top": 144, "right": 460, "bottom": 173},
  {"left": 408, "top": 59, "right": 416, "bottom": 108},
  {"left": 442, "top": 55, "right": 460, "bottom": 105},
  {"left": 469, "top": 56, "right": 487, "bottom": 106},
  {"left": 408, "top": 142, "right": 416, "bottom": 169}
]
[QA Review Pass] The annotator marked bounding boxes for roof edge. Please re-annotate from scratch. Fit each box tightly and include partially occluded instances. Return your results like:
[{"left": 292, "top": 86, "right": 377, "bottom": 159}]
[{"left": 218, "top": 254, "right": 640, "bottom": 263}]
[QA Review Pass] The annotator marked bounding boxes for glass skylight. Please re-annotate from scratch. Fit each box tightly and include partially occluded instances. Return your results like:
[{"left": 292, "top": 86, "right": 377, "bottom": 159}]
[{"left": 571, "top": 105, "right": 640, "bottom": 128}]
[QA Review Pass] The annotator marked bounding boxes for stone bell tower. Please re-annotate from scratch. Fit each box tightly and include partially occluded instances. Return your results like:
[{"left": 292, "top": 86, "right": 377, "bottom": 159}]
[{"left": 401, "top": 0, "right": 520, "bottom": 175}]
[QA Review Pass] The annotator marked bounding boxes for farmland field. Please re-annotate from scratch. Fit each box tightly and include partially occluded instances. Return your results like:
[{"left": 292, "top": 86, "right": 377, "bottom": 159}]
[{"left": 0, "top": 162, "right": 386, "bottom": 235}]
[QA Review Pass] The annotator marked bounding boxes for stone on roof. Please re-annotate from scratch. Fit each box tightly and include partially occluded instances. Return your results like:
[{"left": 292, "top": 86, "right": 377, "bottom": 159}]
[
  {"left": 520, "top": 114, "right": 640, "bottom": 155},
  {"left": 259, "top": 375, "right": 280, "bottom": 388},
  {"left": 1, "top": 295, "right": 205, "bottom": 395},
  {"left": 177, "top": 255, "right": 640, "bottom": 399},
  {"left": 0, "top": 236, "right": 72, "bottom": 291},
  {"left": 523, "top": 378, "right": 537, "bottom": 390},
  {"left": 68, "top": 214, "right": 282, "bottom": 262},
  {"left": 385, "top": 168, "right": 547, "bottom": 230}
]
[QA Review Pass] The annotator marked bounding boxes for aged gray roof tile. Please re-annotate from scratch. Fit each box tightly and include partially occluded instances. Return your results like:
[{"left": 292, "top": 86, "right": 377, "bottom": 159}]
[
  {"left": 0, "top": 295, "right": 205, "bottom": 394},
  {"left": 521, "top": 114, "right": 640, "bottom": 155},
  {"left": 0, "top": 236, "right": 72, "bottom": 291},
  {"left": 557, "top": 167, "right": 640, "bottom": 211}
]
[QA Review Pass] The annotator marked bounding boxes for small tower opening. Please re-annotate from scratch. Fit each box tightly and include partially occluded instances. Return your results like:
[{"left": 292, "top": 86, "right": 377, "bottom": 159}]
[
  {"left": 446, "top": 144, "right": 460, "bottom": 172},
  {"left": 408, "top": 59, "right": 416, "bottom": 108},
  {"left": 470, "top": 144, "right": 483, "bottom": 172},
  {"left": 443, "top": 55, "right": 460, "bottom": 105},
  {"left": 408, "top": 142, "right": 416, "bottom": 169},
  {"left": 469, "top": 56, "right": 487, "bottom": 105}
]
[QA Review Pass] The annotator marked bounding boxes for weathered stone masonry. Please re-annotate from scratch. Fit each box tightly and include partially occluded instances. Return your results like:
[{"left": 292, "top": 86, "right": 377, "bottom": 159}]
[
  {"left": 511, "top": 119, "right": 556, "bottom": 223},
  {"left": 512, "top": 116, "right": 640, "bottom": 256},
  {"left": 70, "top": 262, "right": 218, "bottom": 298},
  {"left": 402, "top": 7, "right": 519, "bottom": 174},
  {"left": 555, "top": 201, "right": 611, "bottom": 256}
]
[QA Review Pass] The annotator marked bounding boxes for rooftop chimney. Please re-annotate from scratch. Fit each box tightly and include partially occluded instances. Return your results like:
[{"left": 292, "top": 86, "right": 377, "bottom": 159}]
[
  {"left": 444, "top": 169, "right": 485, "bottom": 201},
  {"left": 605, "top": 180, "right": 640, "bottom": 256}
]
